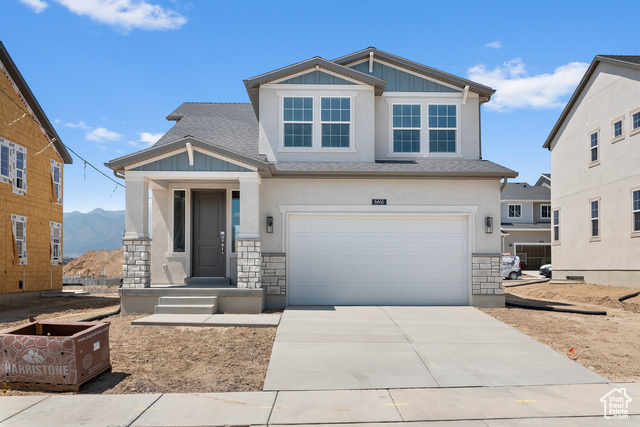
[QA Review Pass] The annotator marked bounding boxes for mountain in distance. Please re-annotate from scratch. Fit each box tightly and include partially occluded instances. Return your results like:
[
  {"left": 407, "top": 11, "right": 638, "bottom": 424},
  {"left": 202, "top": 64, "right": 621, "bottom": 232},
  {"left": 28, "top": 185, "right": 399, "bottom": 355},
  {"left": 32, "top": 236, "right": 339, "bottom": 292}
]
[{"left": 63, "top": 208, "right": 125, "bottom": 257}]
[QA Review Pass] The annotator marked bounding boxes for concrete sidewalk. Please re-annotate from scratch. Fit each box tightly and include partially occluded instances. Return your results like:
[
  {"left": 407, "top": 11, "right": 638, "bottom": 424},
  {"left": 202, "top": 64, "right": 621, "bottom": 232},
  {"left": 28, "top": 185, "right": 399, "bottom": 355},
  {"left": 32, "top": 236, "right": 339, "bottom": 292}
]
[
  {"left": 131, "top": 313, "right": 281, "bottom": 327},
  {"left": 1, "top": 383, "right": 639, "bottom": 426}
]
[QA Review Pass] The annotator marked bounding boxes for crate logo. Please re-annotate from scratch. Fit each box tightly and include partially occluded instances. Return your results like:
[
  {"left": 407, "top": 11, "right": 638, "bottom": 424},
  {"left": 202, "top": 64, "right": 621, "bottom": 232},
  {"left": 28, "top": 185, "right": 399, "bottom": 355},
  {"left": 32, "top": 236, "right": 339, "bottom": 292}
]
[
  {"left": 22, "top": 349, "right": 45, "bottom": 364},
  {"left": 600, "top": 388, "right": 632, "bottom": 419}
]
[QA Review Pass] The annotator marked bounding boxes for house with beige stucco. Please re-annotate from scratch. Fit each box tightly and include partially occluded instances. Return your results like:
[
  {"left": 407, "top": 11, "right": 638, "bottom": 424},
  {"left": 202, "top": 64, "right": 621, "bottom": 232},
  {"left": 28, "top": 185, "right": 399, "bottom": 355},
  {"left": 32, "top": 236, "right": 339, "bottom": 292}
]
[
  {"left": 106, "top": 47, "right": 517, "bottom": 313},
  {"left": 500, "top": 176, "right": 551, "bottom": 270},
  {"left": 544, "top": 55, "right": 640, "bottom": 287}
]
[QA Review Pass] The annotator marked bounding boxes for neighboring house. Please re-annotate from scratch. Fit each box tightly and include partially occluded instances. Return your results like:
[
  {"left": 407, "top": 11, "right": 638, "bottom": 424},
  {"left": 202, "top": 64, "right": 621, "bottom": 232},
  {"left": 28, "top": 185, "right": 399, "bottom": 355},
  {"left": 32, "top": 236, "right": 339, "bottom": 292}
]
[
  {"left": 0, "top": 42, "right": 73, "bottom": 301},
  {"left": 500, "top": 177, "right": 551, "bottom": 270},
  {"left": 544, "top": 55, "right": 640, "bottom": 286},
  {"left": 107, "top": 47, "right": 517, "bottom": 310}
]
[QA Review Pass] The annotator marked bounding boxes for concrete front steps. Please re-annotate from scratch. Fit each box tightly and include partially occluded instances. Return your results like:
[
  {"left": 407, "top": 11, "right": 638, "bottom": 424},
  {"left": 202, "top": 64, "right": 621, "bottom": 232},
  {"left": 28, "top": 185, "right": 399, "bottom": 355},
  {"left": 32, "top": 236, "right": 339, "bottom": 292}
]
[{"left": 154, "top": 296, "right": 218, "bottom": 315}]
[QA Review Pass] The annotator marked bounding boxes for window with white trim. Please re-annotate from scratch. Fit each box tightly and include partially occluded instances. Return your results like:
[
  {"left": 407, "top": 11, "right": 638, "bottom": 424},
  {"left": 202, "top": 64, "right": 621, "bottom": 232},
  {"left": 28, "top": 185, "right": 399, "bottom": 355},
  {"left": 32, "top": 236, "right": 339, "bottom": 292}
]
[
  {"left": 392, "top": 104, "right": 421, "bottom": 153},
  {"left": 321, "top": 97, "right": 350, "bottom": 148},
  {"left": 612, "top": 118, "right": 624, "bottom": 142},
  {"left": 428, "top": 104, "right": 457, "bottom": 153},
  {"left": 508, "top": 204, "right": 522, "bottom": 218},
  {"left": 540, "top": 204, "right": 551, "bottom": 219},
  {"left": 0, "top": 137, "right": 27, "bottom": 194},
  {"left": 632, "top": 111, "right": 640, "bottom": 132},
  {"left": 633, "top": 190, "right": 640, "bottom": 233},
  {"left": 590, "top": 199, "right": 599, "bottom": 238},
  {"left": 553, "top": 209, "right": 560, "bottom": 242},
  {"left": 11, "top": 214, "right": 27, "bottom": 265},
  {"left": 50, "top": 159, "right": 62, "bottom": 204},
  {"left": 283, "top": 97, "right": 313, "bottom": 148},
  {"left": 590, "top": 131, "right": 599, "bottom": 164},
  {"left": 50, "top": 221, "right": 62, "bottom": 265}
]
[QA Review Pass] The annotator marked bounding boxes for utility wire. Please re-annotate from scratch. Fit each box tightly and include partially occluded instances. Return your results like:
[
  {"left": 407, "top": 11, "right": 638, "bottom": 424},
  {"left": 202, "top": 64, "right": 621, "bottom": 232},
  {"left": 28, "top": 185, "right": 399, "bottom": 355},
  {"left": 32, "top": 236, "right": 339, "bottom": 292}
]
[{"left": 0, "top": 85, "right": 125, "bottom": 188}]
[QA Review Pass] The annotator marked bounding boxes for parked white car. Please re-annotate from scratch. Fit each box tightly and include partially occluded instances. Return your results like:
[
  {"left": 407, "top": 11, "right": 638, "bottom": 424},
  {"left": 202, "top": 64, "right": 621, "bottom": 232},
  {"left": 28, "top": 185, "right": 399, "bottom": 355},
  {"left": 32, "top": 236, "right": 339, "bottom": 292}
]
[{"left": 502, "top": 254, "right": 522, "bottom": 280}]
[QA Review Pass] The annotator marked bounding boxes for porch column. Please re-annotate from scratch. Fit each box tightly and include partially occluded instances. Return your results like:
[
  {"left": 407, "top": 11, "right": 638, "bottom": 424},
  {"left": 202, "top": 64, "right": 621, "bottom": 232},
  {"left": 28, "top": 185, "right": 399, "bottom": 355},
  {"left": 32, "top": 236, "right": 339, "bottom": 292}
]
[
  {"left": 237, "top": 174, "right": 261, "bottom": 289},
  {"left": 122, "top": 175, "right": 151, "bottom": 288}
]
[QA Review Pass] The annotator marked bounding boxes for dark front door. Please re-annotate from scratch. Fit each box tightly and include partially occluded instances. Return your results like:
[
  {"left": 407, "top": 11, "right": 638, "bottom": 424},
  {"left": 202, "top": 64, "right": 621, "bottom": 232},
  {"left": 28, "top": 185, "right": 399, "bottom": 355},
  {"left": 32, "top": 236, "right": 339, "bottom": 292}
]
[{"left": 192, "top": 190, "right": 226, "bottom": 277}]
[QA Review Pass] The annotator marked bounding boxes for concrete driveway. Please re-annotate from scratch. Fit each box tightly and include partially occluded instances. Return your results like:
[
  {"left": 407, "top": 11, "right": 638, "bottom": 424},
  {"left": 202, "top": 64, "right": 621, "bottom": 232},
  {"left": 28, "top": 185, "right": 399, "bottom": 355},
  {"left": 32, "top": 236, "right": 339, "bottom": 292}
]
[{"left": 264, "top": 306, "right": 607, "bottom": 391}]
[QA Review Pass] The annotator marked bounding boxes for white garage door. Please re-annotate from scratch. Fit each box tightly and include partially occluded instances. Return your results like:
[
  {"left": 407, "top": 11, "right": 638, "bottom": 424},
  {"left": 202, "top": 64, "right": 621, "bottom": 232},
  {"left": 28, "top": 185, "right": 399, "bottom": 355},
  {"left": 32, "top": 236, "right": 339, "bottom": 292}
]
[{"left": 288, "top": 213, "right": 469, "bottom": 305}]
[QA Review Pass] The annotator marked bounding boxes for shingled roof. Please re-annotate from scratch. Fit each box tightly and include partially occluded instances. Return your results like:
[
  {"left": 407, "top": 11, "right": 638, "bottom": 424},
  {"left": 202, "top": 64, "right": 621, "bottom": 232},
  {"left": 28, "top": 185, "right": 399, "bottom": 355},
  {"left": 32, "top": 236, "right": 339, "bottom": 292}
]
[{"left": 501, "top": 182, "right": 550, "bottom": 201}]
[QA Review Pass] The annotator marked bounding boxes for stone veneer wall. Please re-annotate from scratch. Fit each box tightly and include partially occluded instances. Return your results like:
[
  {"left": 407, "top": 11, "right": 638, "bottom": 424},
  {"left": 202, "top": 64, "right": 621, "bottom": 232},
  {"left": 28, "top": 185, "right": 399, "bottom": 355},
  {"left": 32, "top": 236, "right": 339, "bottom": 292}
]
[
  {"left": 471, "top": 253, "right": 503, "bottom": 296},
  {"left": 261, "top": 253, "right": 286, "bottom": 295},
  {"left": 237, "top": 239, "right": 261, "bottom": 288},
  {"left": 122, "top": 238, "right": 151, "bottom": 288}
]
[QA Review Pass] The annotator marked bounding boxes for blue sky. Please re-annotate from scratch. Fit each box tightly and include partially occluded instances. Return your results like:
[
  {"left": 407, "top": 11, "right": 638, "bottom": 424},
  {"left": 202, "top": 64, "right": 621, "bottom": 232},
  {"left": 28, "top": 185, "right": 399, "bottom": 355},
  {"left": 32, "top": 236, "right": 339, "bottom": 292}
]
[{"left": 2, "top": 0, "right": 637, "bottom": 212}]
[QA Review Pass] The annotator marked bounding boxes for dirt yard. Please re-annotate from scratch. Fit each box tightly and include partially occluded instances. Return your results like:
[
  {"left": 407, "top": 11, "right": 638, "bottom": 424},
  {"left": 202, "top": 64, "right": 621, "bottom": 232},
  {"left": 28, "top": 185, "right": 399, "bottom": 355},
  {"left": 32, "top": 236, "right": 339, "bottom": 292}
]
[
  {"left": 0, "top": 289, "right": 276, "bottom": 395},
  {"left": 64, "top": 248, "right": 124, "bottom": 278},
  {"left": 481, "top": 281, "right": 640, "bottom": 383}
]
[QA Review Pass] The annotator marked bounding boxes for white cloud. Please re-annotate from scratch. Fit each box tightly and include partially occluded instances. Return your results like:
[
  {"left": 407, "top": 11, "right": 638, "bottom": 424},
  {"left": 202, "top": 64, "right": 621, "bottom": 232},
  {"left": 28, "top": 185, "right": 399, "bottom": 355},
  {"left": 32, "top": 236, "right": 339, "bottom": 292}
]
[
  {"left": 19, "top": 0, "right": 48, "bottom": 13},
  {"left": 467, "top": 58, "right": 589, "bottom": 111},
  {"left": 54, "top": 0, "right": 187, "bottom": 31},
  {"left": 86, "top": 127, "right": 122, "bottom": 142},
  {"left": 486, "top": 41, "right": 503, "bottom": 49},
  {"left": 138, "top": 132, "right": 163, "bottom": 147},
  {"left": 65, "top": 121, "right": 92, "bottom": 129}
]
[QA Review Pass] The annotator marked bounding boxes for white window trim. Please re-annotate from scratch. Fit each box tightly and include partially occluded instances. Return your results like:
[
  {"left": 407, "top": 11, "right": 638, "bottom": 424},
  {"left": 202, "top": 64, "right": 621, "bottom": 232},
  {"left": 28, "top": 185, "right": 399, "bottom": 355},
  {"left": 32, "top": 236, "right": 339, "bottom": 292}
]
[
  {"left": 552, "top": 207, "right": 561, "bottom": 244},
  {"left": 632, "top": 186, "right": 640, "bottom": 237},
  {"left": 507, "top": 204, "right": 522, "bottom": 219},
  {"left": 50, "top": 221, "right": 62, "bottom": 265},
  {"left": 50, "top": 159, "right": 62, "bottom": 204},
  {"left": 282, "top": 96, "right": 314, "bottom": 150},
  {"left": 277, "top": 90, "right": 358, "bottom": 153},
  {"left": 0, "top": 137, "right": 10, "bottom": 184},
  {"left": 0, "top": 137, "right": 27, "bottom": 194},
  {"left": 320, "top": 96, "right": 353, "bottom": 149},
  {"left": 611, "top": 115, "right": 625, "bottom": 143},
  {"left": 11, "top": 214, "right": 27, "bottom": 265},
  {"left": 630, "top": 107, "right": 640, "bottom": 137},
  {"left": 385, "top": 97, "right": 462, "bottom": 158},
  {"left": 540, "top": 204, "right": 551, "bottom": 219},
  {"left": 589, "top": 128, "right": 600, "bottom": 167},
  {"left": 170, "top": 188, "right": 187, "bottom": 255},
  {"left": 589, "top": 197, "right": 601, "bottom": 241}
]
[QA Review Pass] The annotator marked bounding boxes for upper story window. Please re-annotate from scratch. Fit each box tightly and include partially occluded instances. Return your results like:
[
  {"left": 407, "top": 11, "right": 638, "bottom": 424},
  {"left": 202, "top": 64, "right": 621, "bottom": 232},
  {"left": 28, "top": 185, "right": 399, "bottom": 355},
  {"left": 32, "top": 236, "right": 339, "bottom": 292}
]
[
  {"left": 0, "top": 137, "right": 27, "bottom": 194},
  {"left": 283, "top": 97, "right": 313, "bottom": 148},
  {"left": 50, "top": 159, "right": 62, "bottom": 204},
  {"left": 612, "top": 115, "right": 624, "bottom": 143},
  {"left": 589, "top": 130, "right": 599, "bottom": 165},
  {"left": 321, "top": 97, "right": 350, "bottom": 148},
  {"left": 590, "top": 199, "right": 600, "bottom": 239},
  {"left": 631, "top": 109, "right": 640, "bottom": 136},
  {"left": 392, "top": 104, "right": 421, "bottom": 153},
  {"left": 508, "top": 204, "right": 522, "bottom": 219},
  {"left": 632, "top": 189, "right": 640, "bottom": 234},
  {"left": 541, "top": 205, "right": 551, "bottom": 219},
  {"left": 553, "top": 209, "right": 560, "bottom": 242},
  {"left": 0, "top": 143, "right": 9, "bottom": 184},
  {"left": 428, "top": 105, "right": 457, "bottom": 153}
]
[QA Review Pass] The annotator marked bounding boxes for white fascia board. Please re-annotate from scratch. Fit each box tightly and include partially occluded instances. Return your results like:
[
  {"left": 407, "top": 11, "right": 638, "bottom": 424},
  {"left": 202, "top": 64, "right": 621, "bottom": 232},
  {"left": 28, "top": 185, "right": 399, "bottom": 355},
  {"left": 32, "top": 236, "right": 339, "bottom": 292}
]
[
  {"left": 124, "top": 146, "right": 258, "bottom": 172},
  {"left": 126, "top": 171, "right": 261, "bottom": 181}
]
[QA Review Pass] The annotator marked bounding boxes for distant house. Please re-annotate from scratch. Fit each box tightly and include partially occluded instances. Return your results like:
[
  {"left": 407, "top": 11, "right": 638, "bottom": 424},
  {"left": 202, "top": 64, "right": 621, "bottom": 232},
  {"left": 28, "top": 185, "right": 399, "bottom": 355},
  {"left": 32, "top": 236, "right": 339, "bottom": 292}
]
[
  {"left": 500, "top": 176, "right": 551, "bottom": 270},
  {"left": 107, "top": 47, "right": 517, "bottom": 311},
  {"left": 0, "top": 42, "right": 73, "bottom": 300},
  {"left": 544, "top": 55, "right": 640, "bottom": 286}
]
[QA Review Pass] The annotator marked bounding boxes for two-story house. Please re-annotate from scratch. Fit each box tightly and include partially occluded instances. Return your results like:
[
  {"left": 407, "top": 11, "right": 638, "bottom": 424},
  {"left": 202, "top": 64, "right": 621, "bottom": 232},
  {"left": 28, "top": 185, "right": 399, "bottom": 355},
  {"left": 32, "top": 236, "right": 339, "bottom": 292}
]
[
  {"left": 500, "top": 176, "right": 551, "bottom": 270},
  {"left": 1, "top": 42, "right": 73, "bottom": 301},
  {"left": 544, "top": 55, "right": 640, "bottom": 286},
  {"left": 107, "top": 48, "right": 517, "bottom": 311}
]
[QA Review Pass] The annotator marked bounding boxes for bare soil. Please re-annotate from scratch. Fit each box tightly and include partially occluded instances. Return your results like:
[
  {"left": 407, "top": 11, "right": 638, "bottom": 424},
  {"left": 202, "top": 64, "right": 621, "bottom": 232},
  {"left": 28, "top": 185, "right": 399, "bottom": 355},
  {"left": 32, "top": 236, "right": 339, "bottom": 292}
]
[
  {"left": 481, "top": 281, "right": 640, "bottom": 382},
  {"left": 64, "top": 248, "right": 124, "bottom": 278},
  {"left": 1, "top": 291, "right": 276, "bottom": 395}
]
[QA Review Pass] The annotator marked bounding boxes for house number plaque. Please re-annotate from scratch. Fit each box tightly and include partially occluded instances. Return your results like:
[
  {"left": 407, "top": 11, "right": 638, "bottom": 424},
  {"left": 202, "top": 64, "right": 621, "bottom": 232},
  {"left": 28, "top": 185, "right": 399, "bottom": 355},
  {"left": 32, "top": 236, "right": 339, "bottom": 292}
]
[{"left": 372, "top": 199, "right": 387, "bottom": 205}]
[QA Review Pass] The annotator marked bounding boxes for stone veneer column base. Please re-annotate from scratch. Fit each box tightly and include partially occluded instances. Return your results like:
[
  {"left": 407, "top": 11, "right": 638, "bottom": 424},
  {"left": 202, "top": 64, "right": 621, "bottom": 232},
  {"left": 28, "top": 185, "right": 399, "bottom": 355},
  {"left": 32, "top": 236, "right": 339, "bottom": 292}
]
[
  {"left": 122, "top": 238, "right": 151, "bottom": 289},
  {"left": 261, "top": 253, "right": 286, "bottom": 295},
  {"left": 237, "top": 239, "right": 262, "bottom": 289},
  {"left": 471, "top": 253, "right": 504, "bottom": 307}
]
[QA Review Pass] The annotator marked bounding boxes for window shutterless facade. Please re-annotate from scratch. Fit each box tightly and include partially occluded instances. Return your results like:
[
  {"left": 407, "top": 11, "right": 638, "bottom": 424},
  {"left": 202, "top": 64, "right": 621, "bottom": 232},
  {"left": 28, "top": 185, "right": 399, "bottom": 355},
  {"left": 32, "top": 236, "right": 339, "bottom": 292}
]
[
  {"left": 321, "top": 97, "right": 350, "bottom": 148},
  {"left": 553, "top": 209, "right": 560, "bottom": 242},
  {"left": 283, "top": 97, "right": 313, "bottom": 148},
  {"left": 11, "top": 214, "right": 27, "bottom": 265},
  {"left": 590, "top": 199, "right": 599, "bottom": 239},
  {"left": 50, "top": 159, "right": 62, "bottom": 204},
  {"left": 392, "top": 104, "right": 421, "bottom": 153},
  {"left": 428, "top": 104, "right": 457, "bottom": 153},
  {"left": 50, "top": 221, "right": 62, "bottom": 265},
  {"left": 541, "top": 204, "right": 551, "bottom": 219},
  {"left": 612, "top": 115, "right": 624, "bottom": 143},
  {"left": 0, "top": 142, "right": 9, "bottom": 184},
  {"left": 590, "top": 131, "right": 599, "bottom": 164},
  {"left": 508, "top": 204, "right": 522, "bottom": 218},
  {"left": 0, "top": 137, "right": 27, "bottom": 194},
  {"left": 631, "top": 109, "right": 640, "bottom": 135},
  {"left": 173, "top": 190, "right": 186, "bottom": 252},
  {"left": 633, "top": 190, "right": 640, "bottom": 233}
]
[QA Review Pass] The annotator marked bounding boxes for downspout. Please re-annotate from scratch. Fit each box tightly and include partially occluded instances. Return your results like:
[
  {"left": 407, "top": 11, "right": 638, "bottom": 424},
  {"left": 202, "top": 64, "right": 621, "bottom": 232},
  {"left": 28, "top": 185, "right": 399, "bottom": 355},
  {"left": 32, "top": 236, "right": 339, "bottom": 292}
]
[
  {"left": 113, "top": 170, "right": 124, "bottom": 180},
  {"left": 478, "top": 99, "right": 483, "bottom": 159}
]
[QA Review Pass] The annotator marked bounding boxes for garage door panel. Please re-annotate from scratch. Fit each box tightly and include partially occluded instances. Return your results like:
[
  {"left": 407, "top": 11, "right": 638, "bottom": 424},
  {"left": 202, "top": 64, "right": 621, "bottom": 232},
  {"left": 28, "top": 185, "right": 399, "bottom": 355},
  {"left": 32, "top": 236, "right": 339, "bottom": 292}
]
[{"left": 288, "top": 214, "right": 469, "bottom": 306}]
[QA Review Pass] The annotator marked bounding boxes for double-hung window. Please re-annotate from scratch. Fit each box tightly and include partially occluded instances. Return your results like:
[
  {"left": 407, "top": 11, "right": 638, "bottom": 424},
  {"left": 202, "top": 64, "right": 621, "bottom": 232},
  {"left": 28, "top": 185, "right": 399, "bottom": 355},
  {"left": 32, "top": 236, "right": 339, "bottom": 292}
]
[
  {"left": 50, "top": 221, "right": 62, "bottom": 265},
  {"left": 541, "top": 205, "right": 551, "bottom": 219},
  {"left": 321, "top": 97, "right": 350, "bottom": 148},
  {"left": 392, "top": 104, "right": 421, "bottom": 153},
  {"left": 11, "top": 214, "right": 27, "bottom": 265},
  {"left": 633, "top": 190, "right": 640, "bottom": 234},
  {"left": 508, "top": 204, "right": 522, "bottom": 219},
  {"left": 589, "top": 130, "right": 599, "bottom": 164},
  {"left": 0, "top": 141, "right": 9, "bottom": 184},
  {"left": 428, "top": 105, "right": 457, "bottom": 153},
  {"left": 283, "top": 97, "right": 313, "bottom": 148},
  {"left": 612, "top": 117, "right": 624, "bottom": 142},
  {"left": 51, "top": 159, "right": 62, "bottom": 204},
  {"left": 590, "top": 199, "right": 600, "bottom": 239},
  {"left": 0, "top": 137, "right": 27, "bottom": 194},
  {"left": 553, "top": 209, "right": 560, "bottom": 242},
  {"left": 632, "top": 111, "right": 640, "bottom": 133}
]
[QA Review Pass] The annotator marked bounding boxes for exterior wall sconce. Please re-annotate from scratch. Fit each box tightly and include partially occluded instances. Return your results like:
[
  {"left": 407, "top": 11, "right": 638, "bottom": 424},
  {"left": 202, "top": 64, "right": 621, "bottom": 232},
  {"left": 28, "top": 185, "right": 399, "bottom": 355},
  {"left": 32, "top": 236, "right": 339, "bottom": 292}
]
[
  {"left": 485, "top": 216, "right": 493, "bottom": 234},
  {"left": 266, "top": 216, "right": 273, "bottom": 233}
]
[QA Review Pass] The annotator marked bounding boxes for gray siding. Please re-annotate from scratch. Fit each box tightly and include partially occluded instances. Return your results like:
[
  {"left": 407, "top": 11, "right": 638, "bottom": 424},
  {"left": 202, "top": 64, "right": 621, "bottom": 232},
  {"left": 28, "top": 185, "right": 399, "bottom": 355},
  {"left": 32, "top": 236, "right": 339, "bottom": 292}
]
[
  {"left": 132, "top": 151, "right": 250, "bottom": 172},
  {"left": 278, "top": 71, "right": 355, "bottom": 85},
  {"left": 351, "top": 61, "right": 460, "bottom": 92}
]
